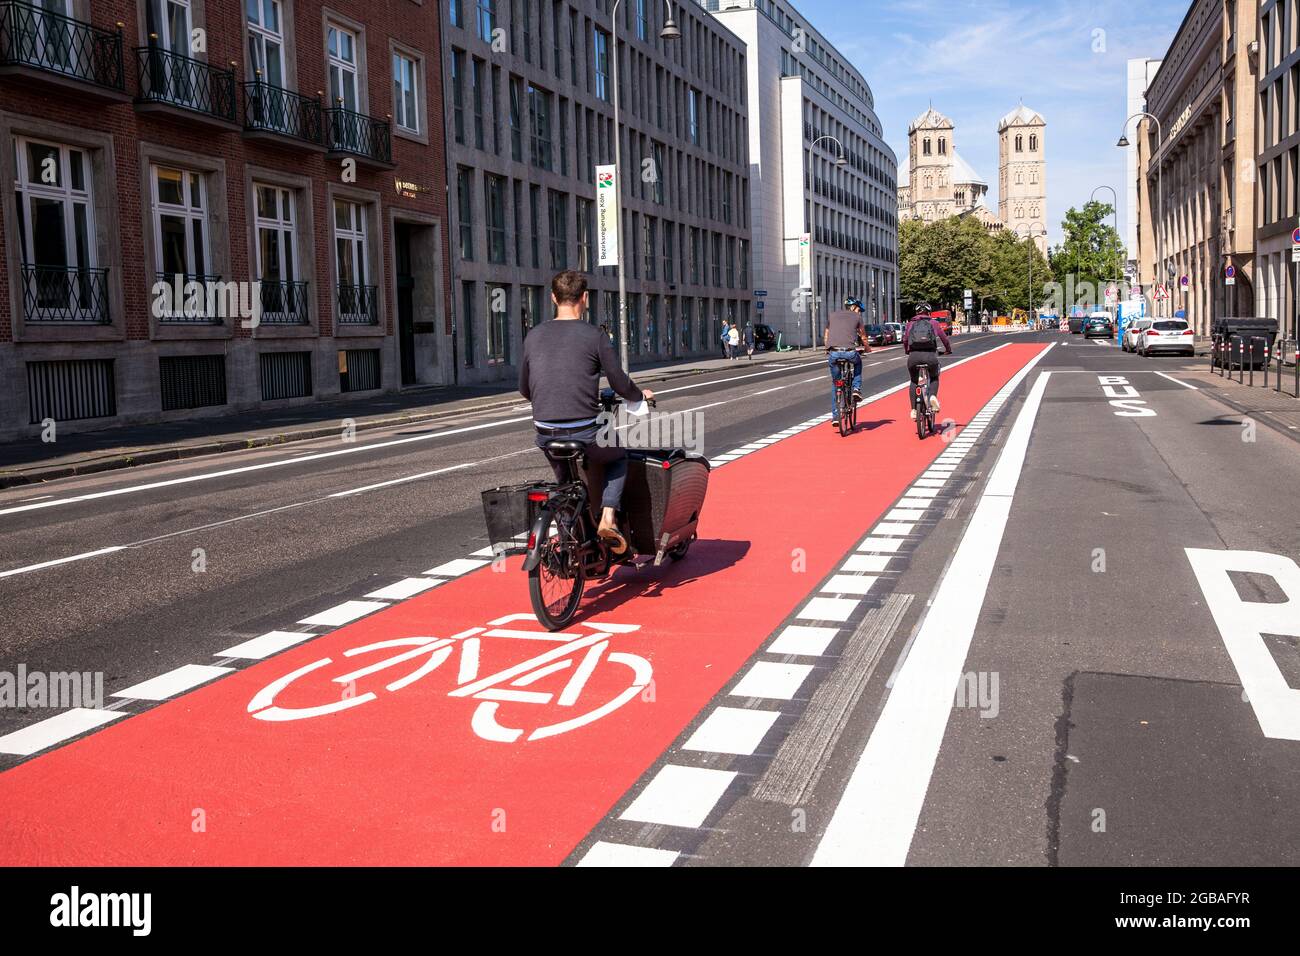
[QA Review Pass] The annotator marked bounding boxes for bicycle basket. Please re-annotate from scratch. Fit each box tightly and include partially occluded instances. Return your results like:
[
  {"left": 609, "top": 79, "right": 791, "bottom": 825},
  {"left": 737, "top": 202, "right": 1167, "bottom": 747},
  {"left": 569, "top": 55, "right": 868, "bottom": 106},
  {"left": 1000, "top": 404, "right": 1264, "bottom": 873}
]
[{"left": 481, "top": 482, "right": 551, "bottom": 553}]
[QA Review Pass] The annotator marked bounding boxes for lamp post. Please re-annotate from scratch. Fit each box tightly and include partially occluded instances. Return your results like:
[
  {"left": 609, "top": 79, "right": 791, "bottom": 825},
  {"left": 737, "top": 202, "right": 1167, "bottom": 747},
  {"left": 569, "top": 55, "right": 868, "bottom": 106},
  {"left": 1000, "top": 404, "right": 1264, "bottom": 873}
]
[
  {"left": 800, "top": 134, "right": 847, "bottom": 347},
  {"left": 1014, "top": 222, "right": 1047, "bottom": 326},
  {"left": 612, "top": 0, "right": 681, "bottom": 371},
  {"left": 1117, "top": 112, "right": 1164, "bottom": 318},
  {"left": 1091, "top": 184, "right": 1123, "bottom": 334}
]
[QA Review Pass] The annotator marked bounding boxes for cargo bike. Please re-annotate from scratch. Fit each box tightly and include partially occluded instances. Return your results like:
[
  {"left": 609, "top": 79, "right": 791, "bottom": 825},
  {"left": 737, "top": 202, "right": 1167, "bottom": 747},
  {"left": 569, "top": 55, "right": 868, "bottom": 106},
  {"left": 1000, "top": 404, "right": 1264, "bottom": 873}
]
[{"left": 482, "top": 390, "right": 711, "bottom": 630}]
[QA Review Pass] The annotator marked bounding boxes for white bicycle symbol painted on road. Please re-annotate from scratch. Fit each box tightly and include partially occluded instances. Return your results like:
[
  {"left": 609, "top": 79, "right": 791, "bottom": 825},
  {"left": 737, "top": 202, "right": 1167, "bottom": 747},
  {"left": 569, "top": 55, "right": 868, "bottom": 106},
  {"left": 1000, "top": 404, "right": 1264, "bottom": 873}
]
[{"left": 247, "top": 614, "right": 651, "bottom": 743}]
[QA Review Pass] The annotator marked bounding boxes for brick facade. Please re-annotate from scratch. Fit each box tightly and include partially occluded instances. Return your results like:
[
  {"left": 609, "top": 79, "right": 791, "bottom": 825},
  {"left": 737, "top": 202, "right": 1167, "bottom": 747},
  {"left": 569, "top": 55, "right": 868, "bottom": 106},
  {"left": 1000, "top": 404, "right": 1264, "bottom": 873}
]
[{"left": 0, "top": 0, "right": 449, "bottom": 439}]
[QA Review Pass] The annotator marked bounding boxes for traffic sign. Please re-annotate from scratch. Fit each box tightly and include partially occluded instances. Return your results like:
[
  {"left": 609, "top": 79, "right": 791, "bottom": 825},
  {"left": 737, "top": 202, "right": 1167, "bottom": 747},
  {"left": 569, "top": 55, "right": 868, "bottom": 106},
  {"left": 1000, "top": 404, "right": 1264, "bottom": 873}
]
[
  {"left": 756, "top": 300, "right": 765, "bottom": 310},
  {"left": 754, "top": 290, "right": 768, "bottom": 297},
  {"left": 1179, "top": 275, "right": 1189, "bottom": 289},
  {"left": 1291, "top": 226, "right": 1300, "bottom": 245}
]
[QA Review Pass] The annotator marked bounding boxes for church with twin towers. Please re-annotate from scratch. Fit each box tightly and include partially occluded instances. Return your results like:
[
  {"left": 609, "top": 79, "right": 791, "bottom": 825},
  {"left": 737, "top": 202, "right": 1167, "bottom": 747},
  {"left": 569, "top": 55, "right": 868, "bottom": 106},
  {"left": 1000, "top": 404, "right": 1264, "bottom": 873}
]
[{"left": 896, "top": 104, "right": 1048, "bottom": 254}]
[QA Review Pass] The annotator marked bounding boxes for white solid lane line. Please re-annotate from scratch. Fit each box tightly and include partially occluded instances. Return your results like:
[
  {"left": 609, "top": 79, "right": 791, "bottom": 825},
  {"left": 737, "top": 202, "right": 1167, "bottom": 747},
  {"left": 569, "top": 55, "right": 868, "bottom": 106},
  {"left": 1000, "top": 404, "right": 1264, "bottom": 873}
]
[
  {"left": 1153, "top": 370, "right": 1199, "bottom": 390},
  {"left": 0, "top": 708, "right": 126, "bottom": 757},
  {"left": 0, "top": 546, "right": 126, "bottom": 579},
  {"left": 812, "top": 347, "right": 1056, "bottom": 868}
]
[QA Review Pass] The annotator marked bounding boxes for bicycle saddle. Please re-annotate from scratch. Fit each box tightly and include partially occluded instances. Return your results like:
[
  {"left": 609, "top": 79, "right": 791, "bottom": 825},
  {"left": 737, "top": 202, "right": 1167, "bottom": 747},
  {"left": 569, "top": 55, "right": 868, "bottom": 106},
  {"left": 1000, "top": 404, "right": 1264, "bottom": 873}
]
[{"left": 542, "top": 440, "right": 585, "bottom": 458}]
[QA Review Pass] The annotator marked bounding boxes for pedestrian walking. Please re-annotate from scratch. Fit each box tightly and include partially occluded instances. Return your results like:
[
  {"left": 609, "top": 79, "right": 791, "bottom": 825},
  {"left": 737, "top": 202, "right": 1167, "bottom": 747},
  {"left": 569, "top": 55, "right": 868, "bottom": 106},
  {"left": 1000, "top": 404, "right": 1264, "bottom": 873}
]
[
  {"left": 743, "top": 322, "right": 755, "bottom": 360},
  {"left": 720, "top": 323, "right": 731, "bottom": 358},
  {"left": 727, "top": 322, "right": 741, "bottom": 360}
]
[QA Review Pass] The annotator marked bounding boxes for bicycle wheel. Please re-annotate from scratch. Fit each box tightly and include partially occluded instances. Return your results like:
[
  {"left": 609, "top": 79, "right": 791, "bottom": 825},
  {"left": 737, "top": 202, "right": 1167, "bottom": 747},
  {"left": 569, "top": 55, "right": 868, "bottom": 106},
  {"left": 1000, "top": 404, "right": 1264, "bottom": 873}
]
[
  {"left": 528, "top": 508, "right": 587, "bottom": 631},
  {"left": 838, "top": 386, "right": 853, "bottom": 435},
  {"left": 915, "top": 393, "right": 928, "bottom": 440}
]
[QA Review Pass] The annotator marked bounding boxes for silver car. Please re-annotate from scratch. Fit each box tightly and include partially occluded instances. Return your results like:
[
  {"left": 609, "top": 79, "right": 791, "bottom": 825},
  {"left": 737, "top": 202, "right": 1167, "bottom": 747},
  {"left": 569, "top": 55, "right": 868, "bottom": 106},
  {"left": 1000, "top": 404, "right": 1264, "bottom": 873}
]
[{"left": 1123, "top": 319, "right": 1151, "bottom": 353}]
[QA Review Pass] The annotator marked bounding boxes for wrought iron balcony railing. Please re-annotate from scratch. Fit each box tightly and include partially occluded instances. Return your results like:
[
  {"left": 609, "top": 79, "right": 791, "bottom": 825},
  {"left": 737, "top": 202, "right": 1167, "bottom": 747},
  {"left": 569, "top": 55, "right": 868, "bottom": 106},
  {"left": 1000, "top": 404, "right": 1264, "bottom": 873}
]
[
  {"left": 257, "top": 279, "right": 310, "bottom": 325},
  {"left": 336, "top": 283, "right": 379, "bottom": 324},
  {"left": 21, "top": 264, "right": 111, "bottom": 323},
  {"left": 324, "top": 106, "right": 392, "bottom": 164},
  {"left": 242, "top": 79, "right": 322, "bottom": 145},
  {"left": 0, "top": 0, "right": 124, "bottom": 91},
  {"left": 135, "top": 46, "right": 235, "bottom": 122},
  {"left": 153, "top": 272, "right": 226, "bottom": 324}
]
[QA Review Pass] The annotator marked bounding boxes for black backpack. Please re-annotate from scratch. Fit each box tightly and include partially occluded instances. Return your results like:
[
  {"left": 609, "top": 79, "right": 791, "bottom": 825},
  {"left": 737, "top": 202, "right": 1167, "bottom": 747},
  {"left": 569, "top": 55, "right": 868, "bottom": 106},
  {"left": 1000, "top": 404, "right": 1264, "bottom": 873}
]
[{"left": 908, "top": 318, "right": 937, "bottom": 350}]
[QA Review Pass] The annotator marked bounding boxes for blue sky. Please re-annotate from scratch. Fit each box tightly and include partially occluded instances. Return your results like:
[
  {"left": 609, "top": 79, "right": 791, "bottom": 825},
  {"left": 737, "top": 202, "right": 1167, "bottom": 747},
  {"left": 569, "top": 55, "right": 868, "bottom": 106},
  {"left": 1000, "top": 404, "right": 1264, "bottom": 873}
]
[{"left": 788, "top": 0, "right": 1189, "bottom": 246}]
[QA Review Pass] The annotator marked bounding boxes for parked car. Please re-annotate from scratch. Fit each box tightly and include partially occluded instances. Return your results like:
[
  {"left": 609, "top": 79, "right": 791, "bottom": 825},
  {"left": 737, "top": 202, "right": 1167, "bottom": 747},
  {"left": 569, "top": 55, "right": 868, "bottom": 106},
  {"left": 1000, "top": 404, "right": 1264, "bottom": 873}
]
[
  {"left": 1082, "top": 315, "right": 1112, "bottom": 339},
  {"left": 1140, "top": 318, "right": 1195, "bottom": 357},
  {"left": 864, "top": 324, "right": 887, "bottom": 346},
  {"left": 753, "top": 323, "right": 777, "bottom": 351},
  {"left": 1122, "top": 319, "right": 1152, "bottom": 352},
  {"left": 883, "top": 322, "right": 904, "bottom": 344}
]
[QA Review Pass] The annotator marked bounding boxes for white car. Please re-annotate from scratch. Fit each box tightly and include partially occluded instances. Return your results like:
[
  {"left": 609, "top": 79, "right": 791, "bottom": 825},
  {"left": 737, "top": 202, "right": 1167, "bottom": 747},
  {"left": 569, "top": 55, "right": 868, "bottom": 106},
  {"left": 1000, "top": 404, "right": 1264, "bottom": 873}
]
[
  {"left": 1139, "top": 319, "right": 1195, "bottom": 357},
  {"left": 1123, "top": 319, "right": 1151, "bottom": 352},
  {"left": 884, "top": 322, "right": 904, "bottom": 344}
]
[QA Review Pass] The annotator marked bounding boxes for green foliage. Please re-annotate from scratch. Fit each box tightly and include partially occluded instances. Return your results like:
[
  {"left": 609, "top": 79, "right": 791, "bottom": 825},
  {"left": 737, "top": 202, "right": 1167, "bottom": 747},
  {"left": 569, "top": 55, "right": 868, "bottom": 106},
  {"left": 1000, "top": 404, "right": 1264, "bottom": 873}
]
[
  {"left": 899, "top": 215, "right": 1051, "bottom": 316},
  {"left": 1049, "top": 201, "right": 1126, "bottom": 300}
]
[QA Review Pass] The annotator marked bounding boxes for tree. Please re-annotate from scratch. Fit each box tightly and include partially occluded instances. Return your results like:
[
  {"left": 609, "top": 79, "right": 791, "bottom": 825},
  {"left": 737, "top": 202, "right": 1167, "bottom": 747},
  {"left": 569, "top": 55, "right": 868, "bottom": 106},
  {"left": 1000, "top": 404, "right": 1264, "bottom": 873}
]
[
  {"left": 899, "top": 216, "right": 1046, "bottom": 318},
  {"left": 1049, "top": 201, "right": 1125, "bottom": 310}
]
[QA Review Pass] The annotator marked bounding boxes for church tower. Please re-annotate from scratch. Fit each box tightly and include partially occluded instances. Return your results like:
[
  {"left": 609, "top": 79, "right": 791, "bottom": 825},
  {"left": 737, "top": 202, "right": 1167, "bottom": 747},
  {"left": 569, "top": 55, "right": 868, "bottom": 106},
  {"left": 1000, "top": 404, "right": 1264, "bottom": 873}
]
[
  {"left": 997, "top": 104, "right": 1047, "bottom": 253},
  {"left": 906, "top": 107, "right": 956, "bottom": 222}
]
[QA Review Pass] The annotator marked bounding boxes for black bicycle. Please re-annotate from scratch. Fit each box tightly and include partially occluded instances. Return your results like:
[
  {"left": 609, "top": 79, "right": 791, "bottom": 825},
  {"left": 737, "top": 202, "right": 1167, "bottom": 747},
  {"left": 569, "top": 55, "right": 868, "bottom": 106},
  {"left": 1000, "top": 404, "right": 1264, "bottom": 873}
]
[
  {"left": 830, "top": 350, "right": 862, "bottom": 436},
  {"left": 913, "top": 364, "right": 935, "bottom": 439},
  {"left": 521, "top": 392, "right": 709, "bottom": 630}
]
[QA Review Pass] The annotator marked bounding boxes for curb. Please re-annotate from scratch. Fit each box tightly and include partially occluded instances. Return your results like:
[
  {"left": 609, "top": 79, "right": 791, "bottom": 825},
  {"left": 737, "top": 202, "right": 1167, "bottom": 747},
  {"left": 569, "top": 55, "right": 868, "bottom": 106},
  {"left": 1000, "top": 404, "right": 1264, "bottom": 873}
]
[
  {"left": 0, "top": 351, "right": 807, "bottom": 490},
  {"left": 1188, "top": 377, "right": 1300, "bottom": 444}
]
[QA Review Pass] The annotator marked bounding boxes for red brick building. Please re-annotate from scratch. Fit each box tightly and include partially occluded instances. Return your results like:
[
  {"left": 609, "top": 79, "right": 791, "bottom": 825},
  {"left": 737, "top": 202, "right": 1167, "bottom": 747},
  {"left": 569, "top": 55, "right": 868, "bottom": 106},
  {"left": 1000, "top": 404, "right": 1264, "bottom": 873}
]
[{"left": 0, "top": 0, "right": 449, "bottom": 440}]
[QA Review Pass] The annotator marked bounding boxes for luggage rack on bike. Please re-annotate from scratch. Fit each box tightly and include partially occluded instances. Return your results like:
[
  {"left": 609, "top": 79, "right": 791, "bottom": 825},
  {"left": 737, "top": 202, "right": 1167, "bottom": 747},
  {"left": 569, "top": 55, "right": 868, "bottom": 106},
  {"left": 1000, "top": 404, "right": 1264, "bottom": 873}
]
[{"left": 481, "top": 481, "right": 552, "bottom": 555}]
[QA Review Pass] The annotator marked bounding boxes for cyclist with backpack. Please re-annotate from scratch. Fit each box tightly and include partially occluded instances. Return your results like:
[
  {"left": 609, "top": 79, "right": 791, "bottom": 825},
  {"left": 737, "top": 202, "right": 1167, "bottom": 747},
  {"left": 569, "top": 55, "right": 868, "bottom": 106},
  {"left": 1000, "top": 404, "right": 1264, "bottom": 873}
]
[{"left": 903, "top": 303, "right": 952, "bottom": 420}]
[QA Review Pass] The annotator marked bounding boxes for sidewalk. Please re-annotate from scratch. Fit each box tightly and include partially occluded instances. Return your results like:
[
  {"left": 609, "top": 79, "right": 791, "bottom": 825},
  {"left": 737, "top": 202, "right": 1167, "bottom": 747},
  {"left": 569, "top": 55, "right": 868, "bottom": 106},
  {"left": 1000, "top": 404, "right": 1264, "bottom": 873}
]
[
  {"left": 1176, "top": 356, "right": 1300, "bottom": 438},
  {"left": 0, "top": 347, "right": 814, "bottom": 488}
]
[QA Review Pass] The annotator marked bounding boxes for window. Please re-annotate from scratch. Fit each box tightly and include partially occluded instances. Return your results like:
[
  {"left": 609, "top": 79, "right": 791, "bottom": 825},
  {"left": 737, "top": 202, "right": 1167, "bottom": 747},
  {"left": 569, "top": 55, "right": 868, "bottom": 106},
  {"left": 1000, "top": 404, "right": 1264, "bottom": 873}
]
[
  {"left": 491, "top": 65, "right": 501, "bottom": 154},
  {"left": 151, "top": 165, "right": 210, "bottom": 308},
  {"left": 663, "top": 221, "right": 673, "bottom": 283},
  {"left": 529, "top": 184, "right": 541, "bottom": 268},
  {"left": 553, "top": 1, "right": 562, "bottom": 76},
  {"left": 726, "top": 236, "right": 735, "bottom": 288},
  {"left": 569, "top": 8, "right": 578, "bottom": 85},
  {"left": 326, "top": 23, "right": 359, "bottom": 113},
  {"left": 392, "top": 51, "right": 420, "bottom": 134},
  {"left": 462, "top": 281, "right": 476, "bottom": 366},
  {"left": 450, "top": 0, "right": 461, "bottom": 29},
  {"left": 528, "top": 84, "right": 553, "bottom": 170},
  {"left": 652, "top": 142, "right": 664, "bottom": 204},
  {"left": 712, "top": 233, "right": 721, "bottom": 286},
  {"left": 485, "top": 174, "right": 506, "bottom": 264},
  {"left": 476, "top": 0, "right": 496, "bottom": 43},
  {"left": 577, "top": 197, "right": 592, "bottom": 270},
  {"left": 146, "top": 0, "right": 195, "bottom": 102},
  {"left": 559, "top": 98, "right": 569, "bottom": 175},
  {"left": 593, "top": 28, "right": 609, "bottom": 102},
  {"left": 636, "top": 0, "right": 647, "bottom": 40},
  {"left": 548, "top": 189, "right": 568, "bottom": 268},
  {"left": 457, "top": 167, "right": 473, "bottom": 260},
  {"left": 690, "top": 228, "right": 700, "bottom": 284},
  {"left": 938, "top": 137, "right": 946, "bottom": 155},
  {"left": 923, "top": 138, "right": 931, "bottom": 156},
  {"left": 14, "top": 138, "right": 99, "bottom": 320},
  {"left": 644, "top": 216, "right": 656, "bottom": 280},
  {"left": 451, "top": 50, "right": 465, "bottom": 144},
  {"left": 486, "top": 282, "right": 509, "bottom": 364},
  {"left": 334, "top": 198, "right": 372, "bottom": 322},
  {"left": 1029, "top": 134, "right": 1038, "bottom": 151},
  {"left": 513, "top": 179, "right": 523, "bottom": 265},
  {"left": 253, "top": 183, "right": 303, "bottom": 322},
  {"left": 509, "top": 75, "right": 523, "bottom": 160},
  {"left": 688, "top": 89, "right": 699, "bottom": 144},
  {"left": 471, "top": 58, "right": 485, "bottom": 149},
  {"left": 1015, "top": 134, "right": 1023, "bottom": 152},
  {"left": 247, "top": 0, "right": 285, "bottom": 87}
]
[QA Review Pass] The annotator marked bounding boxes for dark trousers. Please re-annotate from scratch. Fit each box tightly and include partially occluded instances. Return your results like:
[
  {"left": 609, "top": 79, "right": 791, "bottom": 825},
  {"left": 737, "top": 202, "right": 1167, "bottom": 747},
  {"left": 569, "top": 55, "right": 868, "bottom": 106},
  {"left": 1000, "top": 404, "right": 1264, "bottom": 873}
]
[
  {"left": 907, "top": 351, "right": 941, "bottom": 398},
  {"left": 535, "top": 426, "right": 627, "bottom": 510}
]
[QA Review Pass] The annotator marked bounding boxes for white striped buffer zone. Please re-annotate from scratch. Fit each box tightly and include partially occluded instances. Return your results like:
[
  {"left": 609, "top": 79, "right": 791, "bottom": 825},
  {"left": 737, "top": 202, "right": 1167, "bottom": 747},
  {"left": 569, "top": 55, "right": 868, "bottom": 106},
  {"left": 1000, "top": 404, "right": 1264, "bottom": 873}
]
[{"left": 576, "top": 380, "right": 1022, "bottom": 866}]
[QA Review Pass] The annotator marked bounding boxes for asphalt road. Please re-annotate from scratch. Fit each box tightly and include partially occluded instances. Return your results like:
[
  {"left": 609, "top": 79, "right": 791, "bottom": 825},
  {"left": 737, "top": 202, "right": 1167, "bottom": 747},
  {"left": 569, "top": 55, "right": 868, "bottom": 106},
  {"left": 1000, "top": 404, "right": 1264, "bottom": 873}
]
[{"left": 1, "top": 329, "right": 1295, "bottom": 867}]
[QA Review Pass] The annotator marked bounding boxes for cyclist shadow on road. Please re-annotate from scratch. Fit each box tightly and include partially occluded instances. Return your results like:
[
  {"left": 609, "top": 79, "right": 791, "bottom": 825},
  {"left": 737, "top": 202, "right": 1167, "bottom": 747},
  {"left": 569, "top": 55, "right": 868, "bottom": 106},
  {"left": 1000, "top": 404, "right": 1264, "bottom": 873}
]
[
  {"left": 573, "top": 538, "right": 751, "bottom": 619},
  {"left": 844, "top": 418, "right": 895, "bottom": 434}
]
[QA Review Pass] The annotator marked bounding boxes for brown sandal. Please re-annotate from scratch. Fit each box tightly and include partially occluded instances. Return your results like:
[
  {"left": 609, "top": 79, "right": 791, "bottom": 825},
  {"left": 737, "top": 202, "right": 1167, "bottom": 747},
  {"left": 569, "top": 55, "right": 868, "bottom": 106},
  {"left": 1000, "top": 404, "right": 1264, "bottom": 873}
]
[{"left": 598, "top": 524, "right": 629, "bottom": 555}]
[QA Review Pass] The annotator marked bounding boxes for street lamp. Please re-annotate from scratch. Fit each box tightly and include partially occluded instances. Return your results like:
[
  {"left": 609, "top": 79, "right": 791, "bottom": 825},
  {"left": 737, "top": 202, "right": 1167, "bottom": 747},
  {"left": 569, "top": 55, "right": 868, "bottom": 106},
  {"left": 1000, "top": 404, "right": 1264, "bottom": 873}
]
[
  {"left": 1118, "top": 111, "right": 1164, "bottom": 317},
  {"left": 1014, "top": 222, "right": 1047, "bottom": 326},
  {"left": 1090, "top": 184, "right": 1123, "bottom": 326},
  {"left": 612, "top": 0, "right": 681, "bottom": 371},
  {"left": 799, "top": 134, "right": 847, "bottom": 346}
]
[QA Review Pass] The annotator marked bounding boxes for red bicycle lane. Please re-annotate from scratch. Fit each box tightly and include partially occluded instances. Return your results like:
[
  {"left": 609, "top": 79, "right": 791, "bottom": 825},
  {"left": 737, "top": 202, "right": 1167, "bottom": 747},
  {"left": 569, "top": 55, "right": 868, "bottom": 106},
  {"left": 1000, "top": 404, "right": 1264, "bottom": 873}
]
[{"left": 0, "top": 344, "right": 1046, "bottom": 866}]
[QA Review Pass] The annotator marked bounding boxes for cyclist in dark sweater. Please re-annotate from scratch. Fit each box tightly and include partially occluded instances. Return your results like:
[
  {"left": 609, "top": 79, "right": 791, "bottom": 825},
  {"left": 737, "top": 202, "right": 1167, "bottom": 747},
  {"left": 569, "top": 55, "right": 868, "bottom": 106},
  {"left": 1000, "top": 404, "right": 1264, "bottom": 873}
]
[
  {"left": 903, "top": 303, "right": 953, "bottom": 420},
  {"left": 519, "top": 271, "right": 653, "bottom": 554}
]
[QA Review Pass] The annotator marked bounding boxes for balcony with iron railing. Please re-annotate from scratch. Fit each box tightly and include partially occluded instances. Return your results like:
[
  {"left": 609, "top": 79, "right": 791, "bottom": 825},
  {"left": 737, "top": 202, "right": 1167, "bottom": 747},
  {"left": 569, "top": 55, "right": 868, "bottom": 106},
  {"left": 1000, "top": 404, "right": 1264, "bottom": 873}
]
[
  {"left": 257, "top": 279, "right": 310, "bottom": 325},
  {"left": 241, "top": 77, "right": 324, "bottom": 149},
  {"left": 336, "top": 283, "right": 379, "bottom": 325},
  {"left": 0, "top": 0, "right": 125, "bottom": 96},
  {"left": 323, "top": 105, "right": 394, "bottom": 168},
  {"left": 21, "top": 264, "right": 111, "bottom": 323},
  {"left": 135, "top": 44, "right": 236, "bottom": 126}
]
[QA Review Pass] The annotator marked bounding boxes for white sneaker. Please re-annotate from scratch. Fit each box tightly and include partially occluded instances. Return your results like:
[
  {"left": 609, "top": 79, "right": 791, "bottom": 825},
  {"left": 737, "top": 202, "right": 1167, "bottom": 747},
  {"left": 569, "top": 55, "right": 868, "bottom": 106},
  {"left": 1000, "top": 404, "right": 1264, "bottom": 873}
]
[
  {"left": 929, "top": 396, "right": 941, "bottom": 414},
  {"left": 909, "top": 407, "right": 917, "bottom": 421}
]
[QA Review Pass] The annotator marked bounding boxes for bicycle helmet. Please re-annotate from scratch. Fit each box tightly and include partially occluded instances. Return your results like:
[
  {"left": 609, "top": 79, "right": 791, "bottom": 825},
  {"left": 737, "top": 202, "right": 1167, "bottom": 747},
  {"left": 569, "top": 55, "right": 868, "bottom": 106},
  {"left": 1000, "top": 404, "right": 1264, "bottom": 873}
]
[
  {"left": 913, "top": 302, "right": 932, "bottom": 317},
  {"left": 843, "top": 296, "right": 865, "bottom": 311}
]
